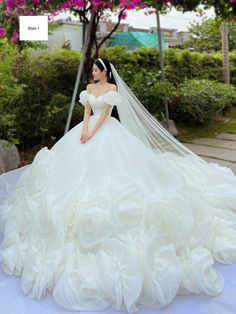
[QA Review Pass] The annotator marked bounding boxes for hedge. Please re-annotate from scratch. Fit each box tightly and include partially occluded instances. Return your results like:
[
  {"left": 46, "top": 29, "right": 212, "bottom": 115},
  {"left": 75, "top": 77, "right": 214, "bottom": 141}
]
[{"left": 1, "top": 44, "right": 236, "bottom": 149}]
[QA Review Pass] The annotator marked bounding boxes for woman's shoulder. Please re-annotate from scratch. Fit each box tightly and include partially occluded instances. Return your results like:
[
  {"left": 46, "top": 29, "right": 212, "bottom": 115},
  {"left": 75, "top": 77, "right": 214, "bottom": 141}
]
[
  {"left": 108, "top": 83, "right": 117, "bottom": 91},
  {"left": 86, "top": 83, "right": 94, "bottom": 92}
]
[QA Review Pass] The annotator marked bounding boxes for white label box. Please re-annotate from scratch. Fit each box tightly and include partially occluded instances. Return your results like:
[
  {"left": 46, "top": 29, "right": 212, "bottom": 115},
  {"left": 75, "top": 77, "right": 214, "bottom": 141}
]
[{"left": 19, "top": 16, "right": 48, "bottom": 41}]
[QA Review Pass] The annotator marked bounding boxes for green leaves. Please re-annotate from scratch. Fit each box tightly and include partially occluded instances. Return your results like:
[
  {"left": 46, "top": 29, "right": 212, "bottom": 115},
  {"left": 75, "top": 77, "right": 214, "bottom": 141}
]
[
  {"left": 173, "top": 79, "right": 236, "bottom": 124},
  {"left": 0, "top": 38, "right": 25, "bottom": 144},
  {"left": 184, "top": 16, "right": 236, "bottom": 52}
]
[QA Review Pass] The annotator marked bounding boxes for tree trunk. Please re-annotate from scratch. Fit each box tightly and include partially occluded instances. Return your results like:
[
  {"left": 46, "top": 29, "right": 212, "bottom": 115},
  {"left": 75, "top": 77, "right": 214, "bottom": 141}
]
[{"left": 82, "top": 14, "right": 99, "bottom": 84}]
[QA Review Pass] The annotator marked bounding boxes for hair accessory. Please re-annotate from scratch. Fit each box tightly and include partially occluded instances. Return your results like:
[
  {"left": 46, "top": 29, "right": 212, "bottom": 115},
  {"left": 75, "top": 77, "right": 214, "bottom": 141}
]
[{"left": 98, "top": 58, "right": 107, "bottom": 71}]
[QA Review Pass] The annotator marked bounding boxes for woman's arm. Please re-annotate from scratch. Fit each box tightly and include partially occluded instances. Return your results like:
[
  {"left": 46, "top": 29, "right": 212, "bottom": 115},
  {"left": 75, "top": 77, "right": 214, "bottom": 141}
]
[
  {"left": 90, "top": 104, "right": 112, "bottom": 135},
  {"left": 82, "top": 84, "right": 92, "bottom": 132}
]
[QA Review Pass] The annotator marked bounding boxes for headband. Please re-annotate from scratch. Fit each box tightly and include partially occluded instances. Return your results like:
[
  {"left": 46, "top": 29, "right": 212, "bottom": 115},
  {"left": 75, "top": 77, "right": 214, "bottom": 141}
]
[{"left": 98, "top": 58, "right": 107, "bottom": 71}]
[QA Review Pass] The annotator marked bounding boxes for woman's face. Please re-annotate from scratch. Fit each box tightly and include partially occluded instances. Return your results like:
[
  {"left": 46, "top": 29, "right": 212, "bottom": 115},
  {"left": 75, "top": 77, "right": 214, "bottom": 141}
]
[{"left": 92, "top": 63, "right": 107, "bottom": 81}]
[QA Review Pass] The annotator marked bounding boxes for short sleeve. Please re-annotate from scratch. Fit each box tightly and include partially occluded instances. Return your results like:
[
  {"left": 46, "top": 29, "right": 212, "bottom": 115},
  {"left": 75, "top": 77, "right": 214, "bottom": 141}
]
[
  {"left": 104, "top": 91, "right": 122, "bottom": 107},
  {"left": 79, "top": 90, "right": 89, "bottom": 106}
]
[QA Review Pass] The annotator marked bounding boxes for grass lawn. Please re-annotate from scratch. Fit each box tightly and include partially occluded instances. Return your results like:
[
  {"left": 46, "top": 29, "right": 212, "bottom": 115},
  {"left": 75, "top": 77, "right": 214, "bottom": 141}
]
[{"left": 176, "top": 106, "right": 236, "bottom": 143}]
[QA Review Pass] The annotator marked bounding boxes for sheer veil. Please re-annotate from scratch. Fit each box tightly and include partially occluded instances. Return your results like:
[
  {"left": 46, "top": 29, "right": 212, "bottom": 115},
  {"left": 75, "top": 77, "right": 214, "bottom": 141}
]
[{"left": 110, "top": 62, "right": 207, "bottom": 164}]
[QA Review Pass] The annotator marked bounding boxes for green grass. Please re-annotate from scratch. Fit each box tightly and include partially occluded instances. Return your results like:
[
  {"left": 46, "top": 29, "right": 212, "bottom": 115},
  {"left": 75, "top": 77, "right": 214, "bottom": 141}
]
[{"left": 176, "top": 106, "right": 236, "bottom": 143}]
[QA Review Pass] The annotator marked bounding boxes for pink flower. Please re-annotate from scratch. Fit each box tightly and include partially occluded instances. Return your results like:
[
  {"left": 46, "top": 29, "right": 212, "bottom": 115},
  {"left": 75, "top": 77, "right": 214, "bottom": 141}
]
[
  {"left": 120, "top": 11, "right": 127, "bottom": 19},
  {"left": 0, "top": 27, "right": 6, "bottom": 37},
  {"left": 119, "top": 0, "right": 147, "bottom": 10},
  {"left": 15, "top": 0, "right": 26, "bottom": 5},
  {"left": 10, "top": 31, "right": 19, "bottom": 42},
  {"left": 6, "top": 0, "right": 13, "bottom": 9},
  {"left": 61, "top": 1, "right": 71, "bottom": 9},
  {"left": 74, "top": 0, "right": 87, "bottom": 7},
  {"left": 5, "top": 9, "right": 11, "bottom": 16},
  {"left": 10, "top": 37, "right": 17, "bottom": 42}
]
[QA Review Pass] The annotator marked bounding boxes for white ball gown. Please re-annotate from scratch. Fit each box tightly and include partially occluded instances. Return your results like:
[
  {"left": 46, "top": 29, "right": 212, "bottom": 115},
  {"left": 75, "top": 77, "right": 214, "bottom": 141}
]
[{"left": 0, "top": 89, "right": 236, "bottom": 313}]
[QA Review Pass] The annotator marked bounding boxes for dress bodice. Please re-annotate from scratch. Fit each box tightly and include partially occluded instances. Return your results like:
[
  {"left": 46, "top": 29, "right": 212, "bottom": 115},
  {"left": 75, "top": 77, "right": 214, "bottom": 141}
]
[{"left": 79, "top": 90, "right": 122, "bottom": 116}]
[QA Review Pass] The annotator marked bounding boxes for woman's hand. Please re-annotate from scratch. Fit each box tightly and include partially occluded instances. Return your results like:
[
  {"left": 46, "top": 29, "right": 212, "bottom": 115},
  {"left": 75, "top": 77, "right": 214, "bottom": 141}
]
[{"left": 80, "top": 129, "right": 95, "bottom": 144}]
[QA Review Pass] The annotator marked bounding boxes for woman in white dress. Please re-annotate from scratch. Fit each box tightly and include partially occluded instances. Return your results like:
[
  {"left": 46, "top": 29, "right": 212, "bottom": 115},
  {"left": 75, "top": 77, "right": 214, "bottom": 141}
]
[{"left": 0, "top": 58, "right": 236, "bottom": 313}]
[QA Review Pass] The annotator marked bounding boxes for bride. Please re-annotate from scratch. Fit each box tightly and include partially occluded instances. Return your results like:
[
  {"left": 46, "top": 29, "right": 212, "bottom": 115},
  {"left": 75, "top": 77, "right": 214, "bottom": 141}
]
[{"left": 0, "top": 58, "right": 236, "bottom": 313}]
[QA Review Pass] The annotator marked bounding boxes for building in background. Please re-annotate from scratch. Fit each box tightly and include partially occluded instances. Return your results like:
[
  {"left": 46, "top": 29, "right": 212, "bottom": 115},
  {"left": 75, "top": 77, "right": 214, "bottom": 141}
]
[
  {"left": 98, "top": 21, "right": 189, "bottom": 49},
  {"left": 150, "top": 26, "right": 190, "bottom": 48},
  {"left": 29, "top": 18, "right": 83, "bottom": 56},
  {"left": 33, "top": 19, "right": 190, "bottom": 54},
  {"left": 47, "top": 19, "right": 83, "bottom": 52}
]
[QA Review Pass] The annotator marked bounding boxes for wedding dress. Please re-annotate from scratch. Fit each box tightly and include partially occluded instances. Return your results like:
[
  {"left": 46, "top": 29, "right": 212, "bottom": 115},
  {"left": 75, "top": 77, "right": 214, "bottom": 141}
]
[{"left": 0, "top": 88, "right": 236, "bottom": 313}]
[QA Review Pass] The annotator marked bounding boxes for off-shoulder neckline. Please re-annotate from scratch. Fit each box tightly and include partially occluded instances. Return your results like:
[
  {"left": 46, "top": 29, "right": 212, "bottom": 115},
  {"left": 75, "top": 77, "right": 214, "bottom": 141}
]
[{"left": 85, "top": 90, "right": 118, "bottom": 99}]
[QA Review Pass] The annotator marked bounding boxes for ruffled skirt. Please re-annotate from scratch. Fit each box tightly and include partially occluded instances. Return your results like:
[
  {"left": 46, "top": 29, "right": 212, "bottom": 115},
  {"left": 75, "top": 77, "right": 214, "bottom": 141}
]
[{"left": 0, "top": 115, "right": 236, "bottom": 313}]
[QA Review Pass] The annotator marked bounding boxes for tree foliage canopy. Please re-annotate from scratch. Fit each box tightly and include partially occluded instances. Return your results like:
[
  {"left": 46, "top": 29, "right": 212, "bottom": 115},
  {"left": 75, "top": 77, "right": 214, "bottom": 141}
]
[{"left": 184, "top": 16, "right": 236, "bottom": 52}]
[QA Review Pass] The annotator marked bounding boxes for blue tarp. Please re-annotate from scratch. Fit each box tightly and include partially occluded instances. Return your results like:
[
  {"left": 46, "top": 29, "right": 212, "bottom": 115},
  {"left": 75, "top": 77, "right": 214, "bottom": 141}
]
[{"left": 108, "top": 31, "right": 167, "bottom": 50}]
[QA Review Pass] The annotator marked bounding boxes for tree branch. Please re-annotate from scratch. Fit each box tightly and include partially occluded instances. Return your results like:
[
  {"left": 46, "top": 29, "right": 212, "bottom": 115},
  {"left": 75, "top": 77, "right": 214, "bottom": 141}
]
[
  {"left": 71, "top": 4, "right": 93, "bottom": 24},
  {"left": 94, "top": 13, "right": 101, "bottom": 51},
  {"left": 96, "top": 7, "right": 126, "bottom": 51}
]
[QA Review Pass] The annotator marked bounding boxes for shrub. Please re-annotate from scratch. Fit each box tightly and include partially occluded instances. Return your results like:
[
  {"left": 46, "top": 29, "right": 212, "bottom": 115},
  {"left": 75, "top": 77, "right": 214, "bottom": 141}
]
[
  {"left": 0, "top": 38, "right": 26, "bottom": 144},
  {"left": 127, "top": 68, "right": 175, "bottom": 119},
  {"left": 8, "top": 49, "right": 83, "bottom": 150},
  {"left": 2, "top": 45, "right": 236, "bottom": 149},
  {"left": 45, "top": 93, "right": 84, "bottom": 147},
  {"left": 172, "top": 79, "right": 236, "bottom": 124}
]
